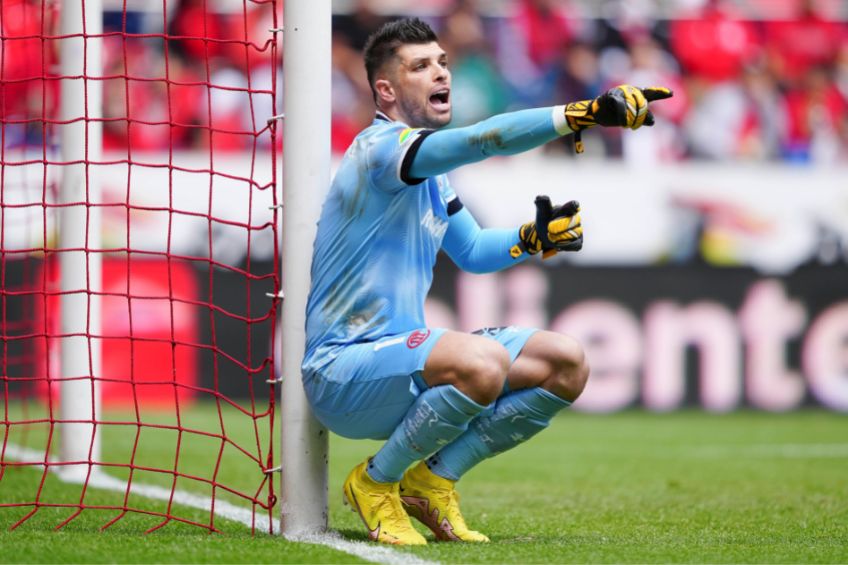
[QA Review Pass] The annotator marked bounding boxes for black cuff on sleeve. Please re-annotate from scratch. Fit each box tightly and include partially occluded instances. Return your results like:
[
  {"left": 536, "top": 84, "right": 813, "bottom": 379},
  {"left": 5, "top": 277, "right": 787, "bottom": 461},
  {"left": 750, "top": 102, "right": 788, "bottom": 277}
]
[
  {"left": 399, "top": 129, "right": 435, "bottom": 185},
  {"left": 447, "top": 197, "right": 464, "bottom": 216}
]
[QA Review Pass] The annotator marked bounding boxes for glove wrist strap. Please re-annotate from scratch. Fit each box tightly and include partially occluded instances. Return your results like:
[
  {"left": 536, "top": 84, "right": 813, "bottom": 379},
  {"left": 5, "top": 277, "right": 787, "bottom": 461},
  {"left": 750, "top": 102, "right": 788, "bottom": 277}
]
[{"left": 518, "top": 222, "right": 541, "bottom": 255}]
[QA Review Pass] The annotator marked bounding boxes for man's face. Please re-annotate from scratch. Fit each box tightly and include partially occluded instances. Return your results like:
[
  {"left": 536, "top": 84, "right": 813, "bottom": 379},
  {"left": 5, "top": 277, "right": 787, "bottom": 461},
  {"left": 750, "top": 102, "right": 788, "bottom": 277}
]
[{"left": 386, "top": 42, "right": 452, "bottom": 129}]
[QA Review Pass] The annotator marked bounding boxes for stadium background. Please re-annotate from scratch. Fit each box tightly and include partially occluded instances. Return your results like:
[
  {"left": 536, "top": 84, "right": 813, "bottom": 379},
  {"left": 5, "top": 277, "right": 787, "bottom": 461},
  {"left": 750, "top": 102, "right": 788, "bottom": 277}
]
[{"left": 3, "top": 0, "right": 847, "bottom": 412}]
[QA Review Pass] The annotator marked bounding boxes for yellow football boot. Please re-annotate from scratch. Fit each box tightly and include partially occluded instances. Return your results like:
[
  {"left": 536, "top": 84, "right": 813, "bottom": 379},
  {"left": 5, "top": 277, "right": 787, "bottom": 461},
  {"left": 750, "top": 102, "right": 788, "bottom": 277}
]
[
  {"left": 343, "top": 460, "right": 427, "bottom": 545},
  {"left": 399, "top": 462, "right": 490, "bottom": 542}
]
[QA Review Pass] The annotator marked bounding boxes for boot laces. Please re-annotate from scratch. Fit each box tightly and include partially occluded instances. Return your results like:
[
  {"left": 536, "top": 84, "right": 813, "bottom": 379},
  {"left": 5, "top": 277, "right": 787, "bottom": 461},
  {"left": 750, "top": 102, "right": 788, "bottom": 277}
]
[
  {"left": 375, "top": 487, "right": 415, "bottom": 533},
  {"left": 436, "top": 486, "right": 470, "bottom": 530}
]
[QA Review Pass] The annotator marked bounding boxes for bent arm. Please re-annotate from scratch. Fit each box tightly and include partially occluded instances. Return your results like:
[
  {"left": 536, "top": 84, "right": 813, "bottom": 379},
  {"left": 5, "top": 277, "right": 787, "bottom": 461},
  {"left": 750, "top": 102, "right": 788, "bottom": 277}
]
[
  {"left": 442, "top": 205, "right": 527, "bottom": 274},
  {"left": 409, "top": 107, "right": 570, "bottom": 180}
]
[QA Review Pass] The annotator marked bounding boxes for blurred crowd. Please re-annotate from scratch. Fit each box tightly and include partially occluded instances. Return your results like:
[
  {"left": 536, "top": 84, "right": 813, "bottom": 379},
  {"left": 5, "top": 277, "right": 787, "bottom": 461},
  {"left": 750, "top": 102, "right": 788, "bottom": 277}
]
[
  {"left": 2, "top": 0, "right": 847, "bottom": 163},
  {"left": 332, "top": 0, "right": 848, "bottom": 164}
]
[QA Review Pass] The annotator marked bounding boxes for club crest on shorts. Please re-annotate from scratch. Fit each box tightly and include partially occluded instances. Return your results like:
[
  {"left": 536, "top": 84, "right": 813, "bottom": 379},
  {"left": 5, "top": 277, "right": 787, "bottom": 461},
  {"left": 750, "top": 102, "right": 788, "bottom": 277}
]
[{"left": 406, "top": 329, "right": 431, "bottom": 349}]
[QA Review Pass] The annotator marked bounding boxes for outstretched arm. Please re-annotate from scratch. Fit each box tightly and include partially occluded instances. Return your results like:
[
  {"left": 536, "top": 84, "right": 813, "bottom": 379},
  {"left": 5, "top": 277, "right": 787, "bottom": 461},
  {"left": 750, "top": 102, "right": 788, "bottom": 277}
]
[
  {"left": 408, "top": 85, "right": 673, "bottom": 180},
  {"left": 409, "top": 107, "right": 566, "bottom": 180}
]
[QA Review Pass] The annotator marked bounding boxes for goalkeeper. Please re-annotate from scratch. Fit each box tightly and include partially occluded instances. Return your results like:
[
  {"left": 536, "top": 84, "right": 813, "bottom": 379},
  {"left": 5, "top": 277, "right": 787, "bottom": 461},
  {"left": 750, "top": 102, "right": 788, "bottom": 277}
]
[{"left": 303, "top": 17, "right": 672, "bottom": 545}]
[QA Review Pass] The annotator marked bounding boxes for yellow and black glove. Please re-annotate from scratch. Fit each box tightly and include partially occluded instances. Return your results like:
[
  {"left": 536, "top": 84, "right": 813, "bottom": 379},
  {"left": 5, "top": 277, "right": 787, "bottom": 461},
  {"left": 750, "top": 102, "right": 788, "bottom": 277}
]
[
  {"left": 565, "top": 85, "right": 673, "bottom": 153},
  {"left": 513, "top": 197, "right": 582, "bottom": 259}
]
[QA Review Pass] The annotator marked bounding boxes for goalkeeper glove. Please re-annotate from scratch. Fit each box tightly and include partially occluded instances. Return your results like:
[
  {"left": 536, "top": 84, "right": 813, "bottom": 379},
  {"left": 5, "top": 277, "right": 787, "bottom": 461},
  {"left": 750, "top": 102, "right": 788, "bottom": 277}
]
[
  {"left": 564, "top": 85, "right": 673, "bottom": 153},
  {"left": 513, "top": 197, "right": 582, "bottom": 259}
]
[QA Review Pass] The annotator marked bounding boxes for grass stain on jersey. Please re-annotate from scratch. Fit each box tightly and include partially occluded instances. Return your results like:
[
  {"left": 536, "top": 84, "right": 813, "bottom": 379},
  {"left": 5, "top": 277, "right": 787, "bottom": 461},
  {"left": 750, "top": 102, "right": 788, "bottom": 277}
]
[{"left": 469, "top": 128, "right": 506, "bottom": 153}]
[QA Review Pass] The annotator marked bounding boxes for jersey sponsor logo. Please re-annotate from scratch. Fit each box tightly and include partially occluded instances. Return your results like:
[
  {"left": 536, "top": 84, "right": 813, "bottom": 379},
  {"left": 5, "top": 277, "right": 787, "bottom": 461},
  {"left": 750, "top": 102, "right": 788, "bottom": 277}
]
[
  {"left": 407, "top": 329, "right": 431, "bottom": 349},
  {"left": 421, "top": 209, "right": 448, "bottom": 240}
]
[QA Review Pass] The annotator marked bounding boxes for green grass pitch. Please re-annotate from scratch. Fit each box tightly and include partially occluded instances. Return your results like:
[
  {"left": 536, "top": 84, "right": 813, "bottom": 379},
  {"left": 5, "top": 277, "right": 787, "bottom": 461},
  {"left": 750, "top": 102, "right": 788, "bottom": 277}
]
[{"left": 2, "top": 407, "right": 846, "bottom": 563}]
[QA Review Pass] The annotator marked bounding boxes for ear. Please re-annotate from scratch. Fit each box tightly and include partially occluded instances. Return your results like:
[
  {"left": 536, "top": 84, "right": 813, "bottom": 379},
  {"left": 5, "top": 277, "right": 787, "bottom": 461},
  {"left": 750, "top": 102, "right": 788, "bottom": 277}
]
[{"left": 374, "top": 78, "right": 396, "bottom": 106}]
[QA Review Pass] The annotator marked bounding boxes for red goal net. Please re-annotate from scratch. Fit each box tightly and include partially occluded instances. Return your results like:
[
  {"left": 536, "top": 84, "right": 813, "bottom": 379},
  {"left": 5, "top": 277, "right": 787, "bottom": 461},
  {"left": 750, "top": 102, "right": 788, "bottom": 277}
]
[{"left": 1, "top": 0, "right": 282, "bottom": 534}]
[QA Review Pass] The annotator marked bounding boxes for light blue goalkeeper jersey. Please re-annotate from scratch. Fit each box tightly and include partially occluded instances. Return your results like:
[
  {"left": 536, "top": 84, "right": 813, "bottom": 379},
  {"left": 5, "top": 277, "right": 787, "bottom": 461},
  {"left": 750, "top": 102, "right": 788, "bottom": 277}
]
[
  {"left": 303, "top": 106, "right": 566, "bottom": 376},
  {"left": 303, "top": 113, "right": 455, "bottom": 374}
]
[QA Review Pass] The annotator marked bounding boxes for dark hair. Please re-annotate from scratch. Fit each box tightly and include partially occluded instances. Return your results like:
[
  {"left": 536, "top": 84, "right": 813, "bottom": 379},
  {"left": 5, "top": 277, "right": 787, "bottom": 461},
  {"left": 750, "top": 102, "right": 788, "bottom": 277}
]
[{"left": 363, "top": 17, "right": 438, "bottom": 102}]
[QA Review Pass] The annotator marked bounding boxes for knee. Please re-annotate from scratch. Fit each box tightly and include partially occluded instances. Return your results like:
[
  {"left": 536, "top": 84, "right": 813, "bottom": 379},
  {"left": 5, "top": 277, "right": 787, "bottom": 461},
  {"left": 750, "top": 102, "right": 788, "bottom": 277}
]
[
  {"left": 455, "top": 339, "right": 510, "bottom": 405},
  {"left": 546, "top": 335, "right": 590, "bottom": 403}
]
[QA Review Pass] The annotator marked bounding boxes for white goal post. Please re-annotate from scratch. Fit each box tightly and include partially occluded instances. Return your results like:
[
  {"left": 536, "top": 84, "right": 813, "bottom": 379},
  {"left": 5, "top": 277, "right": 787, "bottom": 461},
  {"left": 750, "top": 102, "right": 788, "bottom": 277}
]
[
  {"left": 280, "top": 0, "right": 331, "bottom": 537},
  {"left": 58, "top": 0, "right": 103, "bottom": 480}
]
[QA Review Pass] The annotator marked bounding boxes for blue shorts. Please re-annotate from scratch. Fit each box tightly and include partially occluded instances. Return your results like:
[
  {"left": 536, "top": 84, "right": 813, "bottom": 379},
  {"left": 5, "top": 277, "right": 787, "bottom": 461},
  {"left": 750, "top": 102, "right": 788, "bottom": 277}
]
[{"left": 303, "top": 326, "right": 538, "bottom": 440}]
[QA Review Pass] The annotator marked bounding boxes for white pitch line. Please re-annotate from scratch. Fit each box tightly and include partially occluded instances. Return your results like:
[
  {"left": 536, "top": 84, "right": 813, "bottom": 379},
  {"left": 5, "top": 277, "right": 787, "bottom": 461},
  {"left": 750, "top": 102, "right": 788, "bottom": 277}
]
[
  {"left": 286, "top": 532, "right": 438, "bottom": 565},
  {"left": 3, "top": 443, "right": 439, "bottom": 565}
]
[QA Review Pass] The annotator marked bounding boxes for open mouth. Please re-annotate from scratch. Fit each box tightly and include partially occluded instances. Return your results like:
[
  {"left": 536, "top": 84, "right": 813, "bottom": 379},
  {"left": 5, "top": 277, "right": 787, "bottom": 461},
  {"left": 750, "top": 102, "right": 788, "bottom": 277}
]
[{"left": 429, "top": 89, "right": 450, "bottom": 111}]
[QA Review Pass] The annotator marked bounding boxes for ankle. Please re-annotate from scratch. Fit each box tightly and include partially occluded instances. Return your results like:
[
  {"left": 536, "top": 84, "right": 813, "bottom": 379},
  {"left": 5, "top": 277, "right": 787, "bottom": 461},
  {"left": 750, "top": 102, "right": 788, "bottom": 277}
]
[{"left": 366, "top": 459, "right": 401, "bottom": 484}]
